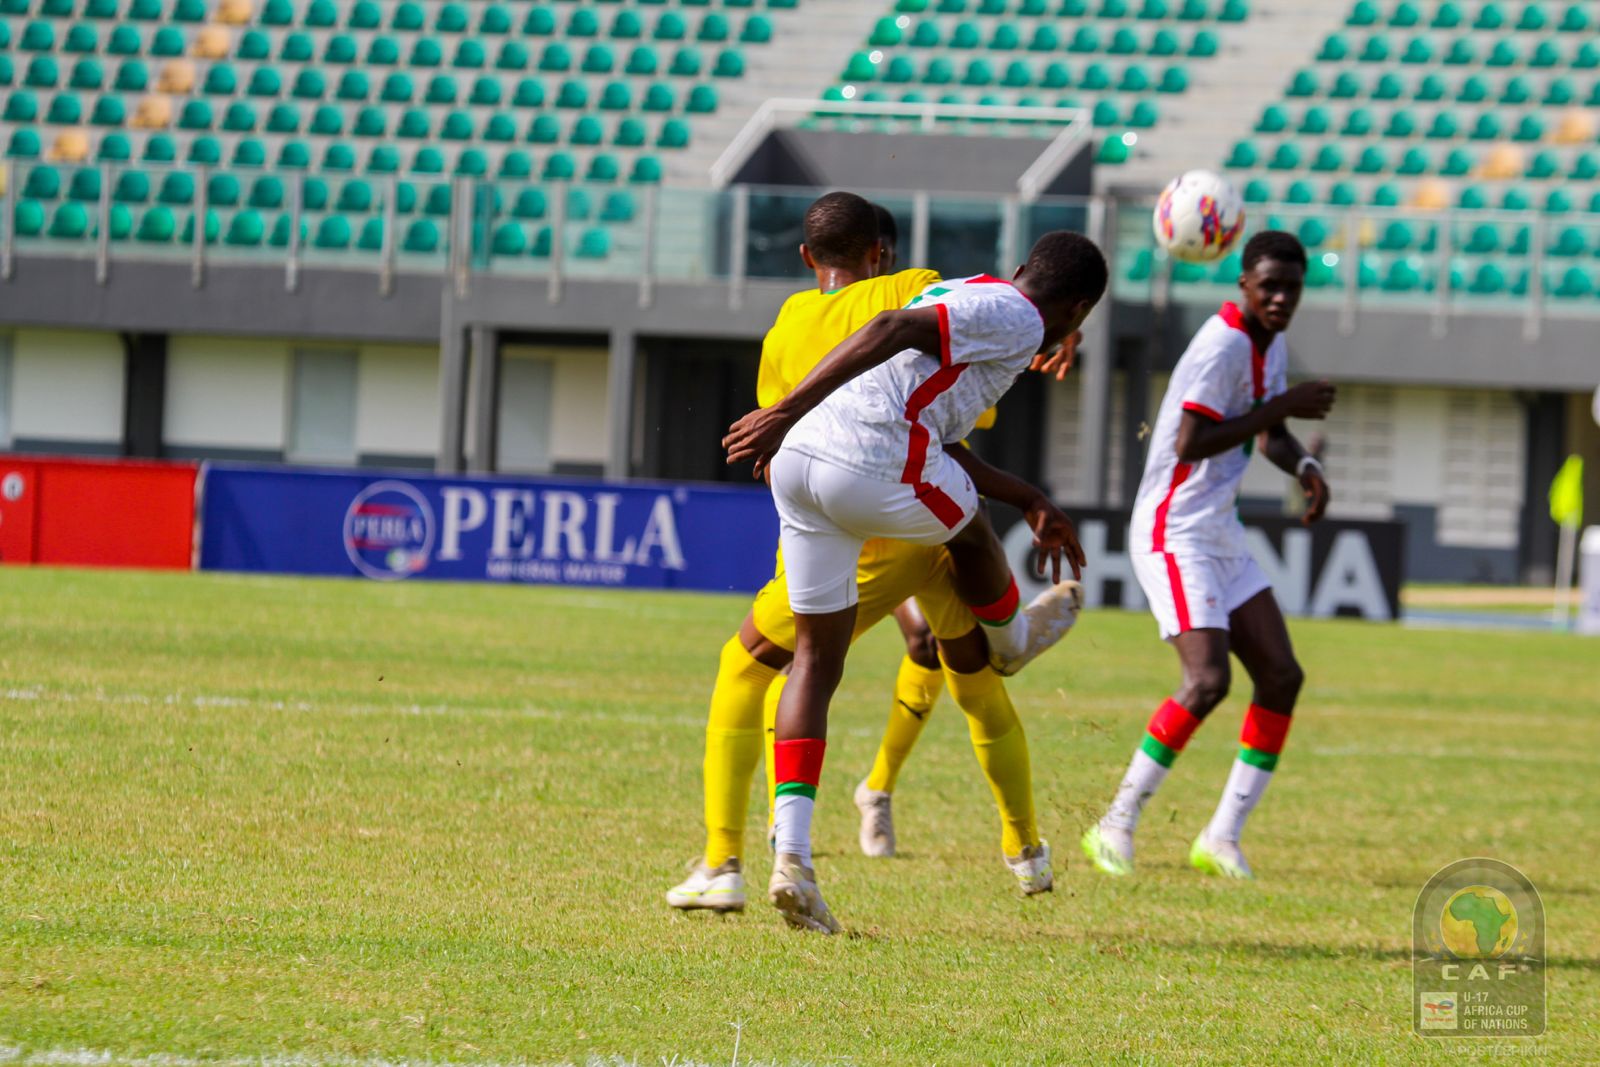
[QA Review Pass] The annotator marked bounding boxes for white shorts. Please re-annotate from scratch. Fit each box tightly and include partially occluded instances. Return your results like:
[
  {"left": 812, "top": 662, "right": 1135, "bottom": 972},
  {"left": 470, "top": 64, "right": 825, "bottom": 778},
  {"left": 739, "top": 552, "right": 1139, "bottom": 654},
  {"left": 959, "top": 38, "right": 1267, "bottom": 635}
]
[
  {"left": 769, "top": 447, "right": 978, "bottom": 614},
  {"left": 1131, "top": 550, "right": 1272, "bottom": 640}
]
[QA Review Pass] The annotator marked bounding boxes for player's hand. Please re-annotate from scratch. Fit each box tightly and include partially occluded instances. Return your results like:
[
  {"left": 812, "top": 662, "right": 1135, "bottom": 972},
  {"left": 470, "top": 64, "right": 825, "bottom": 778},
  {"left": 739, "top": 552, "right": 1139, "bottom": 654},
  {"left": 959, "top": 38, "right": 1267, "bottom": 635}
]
[
  {"left": 1023, "top": 494, "right": 1085, "bottom": 583},
  {"left": 1028, "top": 330, "right": 1082, "bottom": 382},
  {"left": 1300, "top": 470, "right": 1330, "bottom": 525},
  {"left": 723, "top": 406, "right": 793, "bottom": 478},
  {"left": 1280, "top": 380, "right": 1337, "bottom": 420}
]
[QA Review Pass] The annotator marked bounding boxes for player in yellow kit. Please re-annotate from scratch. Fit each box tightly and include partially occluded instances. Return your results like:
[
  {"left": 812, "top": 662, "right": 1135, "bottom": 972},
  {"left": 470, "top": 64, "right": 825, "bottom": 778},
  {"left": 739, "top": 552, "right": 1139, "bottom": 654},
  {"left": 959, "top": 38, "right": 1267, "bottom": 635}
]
[{"left": 667, "top": 193, "right": 1071, "bottom": 914}]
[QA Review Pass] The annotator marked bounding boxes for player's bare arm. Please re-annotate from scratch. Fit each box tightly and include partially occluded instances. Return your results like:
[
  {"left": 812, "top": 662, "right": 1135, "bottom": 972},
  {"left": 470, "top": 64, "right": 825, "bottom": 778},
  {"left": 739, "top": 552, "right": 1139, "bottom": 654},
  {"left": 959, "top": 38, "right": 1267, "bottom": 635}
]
[
  {"left": 723, "top": 306, "right": 943, "bottom": 476},
  {"left": 1173, "top": 380, "right": 1336, "bottom": 463},
  {"left": 947, "top": 444, "right": 1085, "bottom": 582},
  {"left": 1258, "top": 422, "right": 1332, "bottom": 524}
]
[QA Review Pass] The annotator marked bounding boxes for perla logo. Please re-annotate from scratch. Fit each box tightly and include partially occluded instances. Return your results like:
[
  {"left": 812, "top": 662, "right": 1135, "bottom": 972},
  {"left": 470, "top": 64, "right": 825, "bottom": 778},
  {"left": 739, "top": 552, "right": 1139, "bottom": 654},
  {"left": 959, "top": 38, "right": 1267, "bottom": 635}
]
[
  {"left": 344, "top": 481, "right": 436, "bottom": 581},
  {"left": 438, "top": 487, "right": 687, "bottom": 581}
]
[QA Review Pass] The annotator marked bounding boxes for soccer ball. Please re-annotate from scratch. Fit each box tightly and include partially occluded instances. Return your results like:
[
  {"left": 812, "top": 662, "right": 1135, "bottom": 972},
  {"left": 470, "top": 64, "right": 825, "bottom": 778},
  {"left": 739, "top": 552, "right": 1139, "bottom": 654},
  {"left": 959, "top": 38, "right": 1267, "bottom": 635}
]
[{"left": 1152, "top": 171, "right": 1246, "bottom": 263}]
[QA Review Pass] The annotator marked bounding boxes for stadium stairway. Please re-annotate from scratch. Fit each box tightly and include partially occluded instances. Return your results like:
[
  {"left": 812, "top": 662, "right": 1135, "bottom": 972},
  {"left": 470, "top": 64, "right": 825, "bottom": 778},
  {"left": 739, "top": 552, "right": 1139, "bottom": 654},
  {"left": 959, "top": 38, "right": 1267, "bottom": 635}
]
[
  {"left": 1109, "top": 0, "right": 1352, "bottom": 186},
  {"left": 662, "top": 0, "right": 890, "bottom": 182}
]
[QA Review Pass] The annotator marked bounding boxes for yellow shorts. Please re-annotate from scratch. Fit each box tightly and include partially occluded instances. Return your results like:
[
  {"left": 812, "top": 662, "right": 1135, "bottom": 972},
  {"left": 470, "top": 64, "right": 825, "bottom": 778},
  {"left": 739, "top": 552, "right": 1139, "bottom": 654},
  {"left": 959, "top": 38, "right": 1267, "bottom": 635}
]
[{"left": 748, "top": 539, "right": 976, "bottom": 652}]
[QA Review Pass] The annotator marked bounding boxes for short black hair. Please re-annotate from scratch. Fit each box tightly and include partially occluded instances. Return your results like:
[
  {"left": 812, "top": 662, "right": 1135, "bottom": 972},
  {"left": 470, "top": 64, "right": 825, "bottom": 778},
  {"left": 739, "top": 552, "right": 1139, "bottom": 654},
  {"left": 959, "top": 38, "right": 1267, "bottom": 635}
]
[
  {"left": 802, "top": 191, "right": 879, "bottom": 268},
  {"left": 872, "top": 203, "right": 900, "bottom": 250},
  {"left": 1242, "top": 230, "right": 1307, "bottom": 272},
  {"left": 1022, "top": 230, "right": 1108, "bottom": 306}
]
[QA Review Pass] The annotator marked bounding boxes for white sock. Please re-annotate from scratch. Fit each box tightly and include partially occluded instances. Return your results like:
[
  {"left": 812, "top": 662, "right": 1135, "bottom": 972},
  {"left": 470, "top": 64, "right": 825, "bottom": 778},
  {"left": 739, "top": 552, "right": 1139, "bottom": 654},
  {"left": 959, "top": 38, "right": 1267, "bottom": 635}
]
[
  {"left": 980, "top": 613, "right": 1029, "bottom": 662},
  {"left": 1206, "top": 758, "right": 1275, "bottom": 843},
  {"left": 1101, "top": 748, "right": 1170, "bottom": 833},
  {"left": 773, "top": 793, "right": 814, "bottom": 866}
]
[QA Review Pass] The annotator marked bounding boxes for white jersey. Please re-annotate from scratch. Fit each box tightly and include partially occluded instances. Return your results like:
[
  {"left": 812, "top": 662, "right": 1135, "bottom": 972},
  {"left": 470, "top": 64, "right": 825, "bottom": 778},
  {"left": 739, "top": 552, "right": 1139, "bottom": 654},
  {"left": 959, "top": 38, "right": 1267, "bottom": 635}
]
[
  {"left": 782, "top": 275, "right": 1045, "bottom": 486},
  {"left": 1130, "top": 302, "right": 1289, "bottom": 558}
]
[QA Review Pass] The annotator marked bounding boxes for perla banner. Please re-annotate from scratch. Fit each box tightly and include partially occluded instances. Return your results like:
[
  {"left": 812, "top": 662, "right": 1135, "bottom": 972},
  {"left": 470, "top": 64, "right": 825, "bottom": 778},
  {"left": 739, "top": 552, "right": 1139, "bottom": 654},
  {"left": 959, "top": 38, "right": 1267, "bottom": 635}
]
[
  {"left": 994, "top": 506, "right": 1406, "bottom": 621},
  {"left": 197, "top": 465, "right": 780, "bottom": 592}
]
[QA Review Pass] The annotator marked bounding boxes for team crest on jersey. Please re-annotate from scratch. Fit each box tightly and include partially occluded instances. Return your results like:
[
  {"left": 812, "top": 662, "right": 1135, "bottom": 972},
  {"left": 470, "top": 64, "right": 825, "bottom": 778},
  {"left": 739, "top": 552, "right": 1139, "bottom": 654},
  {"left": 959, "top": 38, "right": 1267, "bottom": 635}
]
[{"left": 343, "top": 480, "right": 435, "bottom": 580}]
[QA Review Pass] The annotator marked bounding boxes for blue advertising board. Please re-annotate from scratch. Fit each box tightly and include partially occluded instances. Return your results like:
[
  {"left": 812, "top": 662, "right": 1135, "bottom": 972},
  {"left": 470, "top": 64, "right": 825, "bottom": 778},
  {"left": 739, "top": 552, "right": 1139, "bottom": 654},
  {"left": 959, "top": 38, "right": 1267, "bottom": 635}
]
[{"left": 198, "top": 464, "right": 781, "bottom": 593}]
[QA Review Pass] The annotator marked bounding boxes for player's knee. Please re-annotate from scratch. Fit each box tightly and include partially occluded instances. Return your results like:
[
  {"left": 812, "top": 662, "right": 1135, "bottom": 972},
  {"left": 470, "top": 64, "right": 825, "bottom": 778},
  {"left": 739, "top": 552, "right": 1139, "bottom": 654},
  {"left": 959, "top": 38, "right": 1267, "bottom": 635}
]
[
  {"left": 903, "top": 630, "right": 940, "bottom": 669},
  {"left": 1186, "top": 663, "right": 1231, "bottom": 714},
  {"left": 1257, "top": 658, "right": 1304, "bottom": 708}
]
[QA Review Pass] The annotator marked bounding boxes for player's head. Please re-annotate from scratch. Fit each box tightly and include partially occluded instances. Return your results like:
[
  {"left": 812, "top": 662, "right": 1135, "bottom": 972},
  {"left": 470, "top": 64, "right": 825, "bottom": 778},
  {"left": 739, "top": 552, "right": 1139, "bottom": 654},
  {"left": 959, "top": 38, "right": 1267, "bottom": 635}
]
[
  {"left": 871, "top": 203, "right": 900, "bottom": 275},
  {"left": 1012, "top": 231, "right": 1108, "bottom": 349},
  {"left": 1238, "top": 230, "right": 1306, "bottom": 334},
  {"left": 799, "top": 191, "right": 881, "bottom": 277}
]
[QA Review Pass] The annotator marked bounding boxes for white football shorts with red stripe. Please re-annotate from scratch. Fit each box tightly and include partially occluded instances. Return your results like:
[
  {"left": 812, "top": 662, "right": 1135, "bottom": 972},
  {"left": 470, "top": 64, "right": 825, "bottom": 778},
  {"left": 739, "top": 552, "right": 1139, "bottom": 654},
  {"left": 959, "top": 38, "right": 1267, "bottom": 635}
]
[
  {"left": 768, "top": 447, "right": 977, "bottom": 615},
  {"left": 1130, "top": 550, "right": 1272, "bottom": 639}
]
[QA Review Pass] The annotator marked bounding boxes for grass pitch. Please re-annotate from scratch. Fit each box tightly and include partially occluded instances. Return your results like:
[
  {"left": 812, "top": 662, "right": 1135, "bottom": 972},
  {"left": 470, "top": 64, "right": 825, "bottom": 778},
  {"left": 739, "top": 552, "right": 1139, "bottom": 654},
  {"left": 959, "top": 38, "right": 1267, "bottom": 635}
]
[{"left": 1, "top": 568, "right": 1597, "bottom": 1065}]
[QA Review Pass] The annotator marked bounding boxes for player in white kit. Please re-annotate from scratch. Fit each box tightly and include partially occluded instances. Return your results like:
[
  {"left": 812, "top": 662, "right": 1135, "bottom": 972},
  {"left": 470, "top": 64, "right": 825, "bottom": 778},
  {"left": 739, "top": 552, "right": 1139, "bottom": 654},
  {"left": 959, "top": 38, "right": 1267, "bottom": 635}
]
[
  {"left": 723, "top": 231, "right": 1108, "bottom": 932},
  {"left": 1082, "top": 231, "right": 1337, "bottom": 881}
]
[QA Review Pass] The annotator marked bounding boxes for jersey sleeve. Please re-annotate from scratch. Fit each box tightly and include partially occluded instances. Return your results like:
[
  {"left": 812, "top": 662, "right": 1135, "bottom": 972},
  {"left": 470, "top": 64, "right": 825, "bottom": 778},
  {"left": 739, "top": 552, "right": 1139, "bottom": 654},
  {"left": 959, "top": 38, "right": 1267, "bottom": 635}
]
[
  {"left": 937, "top": 289, "right": 1044, "bottom": 369},
  {"left": 1176, "top": 340, "right": 1245, "bottom": 422},
  {"left": 890, "top": 268, "right": 942, "bottom": 307}
]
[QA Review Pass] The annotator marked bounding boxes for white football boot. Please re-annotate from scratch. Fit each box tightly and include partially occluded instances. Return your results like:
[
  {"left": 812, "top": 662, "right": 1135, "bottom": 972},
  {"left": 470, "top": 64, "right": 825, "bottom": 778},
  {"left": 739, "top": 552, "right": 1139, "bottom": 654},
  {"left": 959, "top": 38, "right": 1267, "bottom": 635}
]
[
  {"left": 665, "top": 858, "right": 746, "bottom": 912},
  {"left": 854, "top": 778, "right": 896, "bottom": 858},
  {"left": 1080, "top": 822, "right": 1136, "bottom": 877},
  {"left": 768, "top": 853, "right": 842, "bottom": 934},
  {"left": 1189, "top": 832, "right": 1254, "bottom": 880},
  {"left": 1004, "top": 840, "right": 1054, "bottom": 895},
  {"left": 990, "top": 581, "right": 1085, "bottom": 676}
]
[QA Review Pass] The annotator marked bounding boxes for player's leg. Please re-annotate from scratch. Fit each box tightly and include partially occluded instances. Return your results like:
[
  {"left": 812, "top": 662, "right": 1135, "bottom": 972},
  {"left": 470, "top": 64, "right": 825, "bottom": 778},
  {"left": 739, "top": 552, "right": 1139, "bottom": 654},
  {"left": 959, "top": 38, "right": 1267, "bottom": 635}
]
[
  {"left": 941, "top": 511, "right": 1083, "bottom": 676},
  {"left": 1191, "top": 582, "right": 1303, "bottom": 880},
  {"left": 935, "top": 623, "right": 1052, "bottom": 895},
  {"left": 854, "top": 598, "right": 943, "bottom": 858},
  {"left": 668, "top": 585, "right": 796, "bottom": 911},
  {"left": 1085, "top": 555, "right": 1233, "bottom": 876}
]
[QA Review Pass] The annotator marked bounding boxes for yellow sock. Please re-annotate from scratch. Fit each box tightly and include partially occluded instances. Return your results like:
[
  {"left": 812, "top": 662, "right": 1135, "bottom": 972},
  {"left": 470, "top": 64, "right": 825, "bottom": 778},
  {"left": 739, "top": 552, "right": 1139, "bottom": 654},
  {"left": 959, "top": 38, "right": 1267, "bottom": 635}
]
[
  {"left": 702, "top": 637, "right": 779, "bottom": 868},
  {"left": 865, "top": 656, "right": 944, "bottom": 793},
  {"left": 945, "top": 664, "right": 1038, "bottom": 857},
  {"left": 763, "top": 674, "right": 785, "bottom": 831}
]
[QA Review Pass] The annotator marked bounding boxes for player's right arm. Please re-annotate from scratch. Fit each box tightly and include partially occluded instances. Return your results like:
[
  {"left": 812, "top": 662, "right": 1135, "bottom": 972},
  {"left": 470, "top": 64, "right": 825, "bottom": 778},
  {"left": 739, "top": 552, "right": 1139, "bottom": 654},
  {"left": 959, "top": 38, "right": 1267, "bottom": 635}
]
[
  {"left": 723, "top": 306, "right": 942, "bottom": 475},
  {"left": 1174, "top": 381, "right": 1336, "bottom": 463}
]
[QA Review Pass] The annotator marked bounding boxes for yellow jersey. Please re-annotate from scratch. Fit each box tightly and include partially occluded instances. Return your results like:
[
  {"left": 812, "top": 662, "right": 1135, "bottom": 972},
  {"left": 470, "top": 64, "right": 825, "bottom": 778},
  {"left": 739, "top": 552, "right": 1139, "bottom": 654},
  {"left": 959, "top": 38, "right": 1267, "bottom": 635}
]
[{"left": 756, "top": 269, "right": 941, "bottom": 409}]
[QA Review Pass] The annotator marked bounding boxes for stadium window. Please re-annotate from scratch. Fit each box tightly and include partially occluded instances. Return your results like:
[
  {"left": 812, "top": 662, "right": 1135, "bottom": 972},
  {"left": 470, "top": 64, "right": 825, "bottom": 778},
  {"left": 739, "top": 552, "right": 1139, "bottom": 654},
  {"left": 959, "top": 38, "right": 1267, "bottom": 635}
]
[
  {"left": 287, "top": 347, "right": 358, "bottom": 465},
  {"left": 496, "top": 354, "right": 554, "bottom": 474},
  {"left": 0, "top": 334, "right": 11, "bottom": 447}
]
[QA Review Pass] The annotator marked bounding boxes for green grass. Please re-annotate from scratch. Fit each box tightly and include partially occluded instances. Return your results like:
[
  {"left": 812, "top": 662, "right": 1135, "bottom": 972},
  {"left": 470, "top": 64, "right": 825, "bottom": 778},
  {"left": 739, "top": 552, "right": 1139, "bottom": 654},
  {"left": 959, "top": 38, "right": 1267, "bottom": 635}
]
[{"left": 1, "top": 568, "right": 1597, "bottom": 1065}]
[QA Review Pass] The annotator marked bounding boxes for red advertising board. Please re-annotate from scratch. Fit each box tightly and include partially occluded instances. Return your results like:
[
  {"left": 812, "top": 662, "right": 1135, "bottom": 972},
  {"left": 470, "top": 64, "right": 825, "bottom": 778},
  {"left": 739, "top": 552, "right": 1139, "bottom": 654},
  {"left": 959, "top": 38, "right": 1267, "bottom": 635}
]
[{"left": 0, "top": 456, "right": 197, "bottom": 570}]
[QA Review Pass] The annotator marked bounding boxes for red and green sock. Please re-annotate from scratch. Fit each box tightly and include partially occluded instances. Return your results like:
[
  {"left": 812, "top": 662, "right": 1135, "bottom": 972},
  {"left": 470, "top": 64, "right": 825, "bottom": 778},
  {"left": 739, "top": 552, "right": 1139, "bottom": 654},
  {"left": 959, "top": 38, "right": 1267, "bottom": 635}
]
[
  {"left": 1206, "top": 704, "right": 1293, "bottom": 843},
  {"left": 971, "top": 577, "right": 1026, "bottom": 662},
  {"left": 1102, "top": 699, "right": 1201, "bottom": 831},
  {"left": 772, "top": 738, "right": 825, "bottom": 866}
]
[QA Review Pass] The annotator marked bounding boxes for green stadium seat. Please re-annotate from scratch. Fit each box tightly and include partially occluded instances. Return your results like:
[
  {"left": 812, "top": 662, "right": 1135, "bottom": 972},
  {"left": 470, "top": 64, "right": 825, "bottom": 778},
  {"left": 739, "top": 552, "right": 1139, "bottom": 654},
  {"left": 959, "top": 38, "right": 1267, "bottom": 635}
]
[
  {"left": 64, "top": 24, "right": 98, "bottom": 55},
  {"left": 48, "top": 93, "right": 84, "bottom": 124},
  {"left": 313, "top": 215, "right": 350, "bottom": 251},
  {"left": 699, "top": 13, "right": 730, "bottom": 41},
  {"left": 1547, "top": 189, "right": 1575, "bottom": 214},
  {"left": 481, "top": 113, "right": 515, "bottom": 142},
  {"left": 248, "top": 175, "right": 284, "bottom": 209},
  {"left": 1560, "top": 3, "right": 1589, "bottom": 31},
  {"left": 529, "top": 114, "right": 561, "bottom": 143},
  {"left": 656, "top": 11, "right": 687, "bottom": 40},
  {"left": 224, "top": 210, "right": 265, "bottom": 247},
  {"left": 143, "top": 133, "right": 176, "bottom": 162},
  {"left": 426, "top": 74, "right": 459, "bottom": 105},
  {"left": 576, "top": 228, "right": 610, "bottom": 259},
  {"left": 1317, "top": 33, "right": 1348, "bottom": 61},
  {"left": 1120, "top": 65, "right": 1151, "bottom": 92},
  {"left": 1342, "top": 107, "right": 1374, "bottom": 135},
  {"left": 1224, "top": 140, "right": 1257, "bottom": 168},
  {"left": 670, "top": 47, "right": 701, "bottom": 76},
  {"left": 1487, "top": 41, "right": 1518, "bottom": 67},
  {"left": 367, "top": 145, "right": 399, "bottom": 173},
  {"left": 1373, "top": 71, "right": 1404, "bottom": 98},
  {"left": 233, "top": 139, "right": 266, "bottom": 168},
  {"left": 557, "top": 79, "right": 589, "bottom": 107},
  {"left": 1513, "top": 115, "right": 1544, "bottom": 141},
  {"left": 1354, "top": 145, "right": 1386, "bottom": 173},
  {"left": 323, "top": 143, "right": 356, "bottom": 172},
  {"left": 394, "top": 1, "right": 424, "bottom": 30},
  {"left": 23, "top": 56, "right": 56, "bottom": 90},
  {"left": 964, "top": 59, "right": 993, "bottom": 86},
  {"left": 571, "top": 115, "right": 604, "bottom": 145},
  {"left": 292, "top": 69, "right": 326, "bottom": 100},
  {"left": 1459, "top": 187, "right": 1490, "bottom": 211},
  {"left": 203, "top": 173, "right": 239, "bottom": 208},
  {"left": 86, "top": 0, "right": 119, "bottom": 16},
  {"left": 222, "top": 101, "right": 256, "bottom": 132},
  {"left": 1150, "top": 28, "right": 1180, "bottom": 56},
  {"left": 113, "top": 62, "right": 149, "bottom": 95},
  {"left": 1527, "top": 150, "right": 1559, "bottom": 179},
  {"left": 687, "top": 84, "right": 718, "bottom": 112},
  {"left": 1444, "top": 38, "right": 1474, "bottom": 64},
  {"left": 643, "top": 83, "right": 675, "bottom": 110},
  {"left": 403, "top": 219, "right": 439, "bottom": 254},
  {"left": 91, "top": 94, "right": 126, "bottom": 125},
  {"left": 1328, "top": 70, "right": 1360, "bottom": 98},
  {"left": 1028, "top": 24, "right": 1059, "bottom": 51},
  {"left": 104, "top": 203, "right": 135, "bottom": 242},
  {"left": 310, "top": 105, "right": 343, "bottom": 135},
  {"left": 543, "top": 151, "right": 577, "bottom": 181},
  {"left": 587, "top": 153, "right": 620, "bottom": 181},
  {"left": 5, "top": 128, "right": 38, "bottom": 160},
  {"left": 1414, "top": 72, "right": 1445, "bottom": 101},
  {"left": 1311, "top": 143, "right": 1343, "bottom": 171},
  {"left": 514, "top": 78, "right": 547, "bottom": 107},
  {"left": 278, "top": 141, "right": 310, "bottom": 169},
  {"left": 525, "top": 7, "right": 557, "bottom": 35},
  {"left": 631, "top": 155, "right": 663, "bottom": 183},
  {"left": 1475, "top": 2, "right": 1506, "bottom": 29},
  {"left": 1383, "top": 109, "right": 1416, "bottom": 137},
  {"left": 512, "top": 187, "right": 547, "bottom": 219},
  {"left": 1296, "top": 105, "right": 1328, "bottom": 134},
  {"left": 265, "top": 213, "right": 303, "bottom": 249},
  {"left": 656, "top": 117, "right": 690, "bottom": 148},
  {"left": 134, "top": 204, "right": 177, "bottom": 243},
  {"left": 395, "top": 109, "right": 429, "bottom": 138},
  {"left": 156, "top": 171, "right": 194, "bottom": 206},
  {"left": 1286, "top": 70, "right": 1317, "bottom": 97},
  {"left": 187, "top": 136, "right": 221, "bottom": 165},
  {"left": 491, "top": 222, "right": 527, "bottom": 257},
  {"left": 542, "top": 43, "right": 574, "bottom": 71},
  {"left": 500, "top": 150, "right": 533, "bottom": 179},
  {"left": 1471, "top": 112, "right": 1503, "bottom": 140},
  {"left": 298, "top": 177, "right": 328, "bottom": 212},
  {"left": 62, "top": 168, "right": 100, "bottom": 204},
  {"left": 480, "top": 3, "right": 512, "bottom": 33},
  {"left": 611, "top": 116, "right": 644, "bottom": 146},
  {"left": 1426, "top": 111, "right": 1458, "bottom": 139},
  {"left": 1570, "top": 152, "right": 1600, "bottom": 180},
  {"left": 261, "top": 102, "right": 298, "bottom": 134},
  {"left": 411, "top": 38, "right": 443, "bottom": 68},
  {"left": 570, "top": 8, "right": 601, "bottom": 37},
  {"left": 13, "top": 198, "right": 48, "bottom": 239},
  {"left": 98, "top": 133, "right": 132, "bottom": 162},
  {"left": 1577, "top": 41, "right": 1600, "bottom": 68},
  {"left": 1396, "top": 146, "right": 1429, "bottom": 174}
]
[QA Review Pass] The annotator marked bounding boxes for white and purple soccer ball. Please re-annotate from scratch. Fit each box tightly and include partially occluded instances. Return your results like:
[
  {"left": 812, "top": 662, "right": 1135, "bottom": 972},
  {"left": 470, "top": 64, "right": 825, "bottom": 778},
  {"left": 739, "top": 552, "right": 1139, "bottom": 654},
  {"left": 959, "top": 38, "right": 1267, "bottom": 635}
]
[{"left": 1152, "top": 170, "right": 1246, "bottom": 263}]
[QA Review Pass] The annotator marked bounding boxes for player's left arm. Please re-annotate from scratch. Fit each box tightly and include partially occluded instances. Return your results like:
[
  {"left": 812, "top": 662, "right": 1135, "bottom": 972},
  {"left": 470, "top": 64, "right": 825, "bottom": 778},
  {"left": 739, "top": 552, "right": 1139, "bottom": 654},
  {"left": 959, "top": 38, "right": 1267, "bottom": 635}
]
[
  {"left": 1258, "top": 415, "right": 1331, "bottom": 525},
  {"left": 947, "top": 444, "right": 1085, "bottom": 581},
  {"left": 724, "top": 306, "right": 943, "bottom": 476}
]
